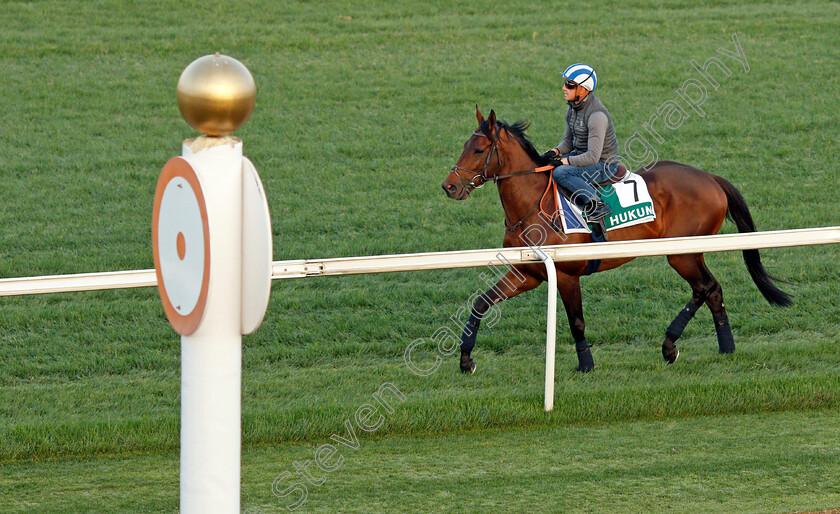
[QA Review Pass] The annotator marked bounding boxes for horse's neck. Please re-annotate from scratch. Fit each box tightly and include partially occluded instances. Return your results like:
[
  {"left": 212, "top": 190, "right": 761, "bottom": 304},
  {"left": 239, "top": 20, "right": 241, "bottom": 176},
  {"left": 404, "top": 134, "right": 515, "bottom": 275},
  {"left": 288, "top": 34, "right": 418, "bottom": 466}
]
[{"left": 496, "top": 151, "right": 549, "bottom": 226}]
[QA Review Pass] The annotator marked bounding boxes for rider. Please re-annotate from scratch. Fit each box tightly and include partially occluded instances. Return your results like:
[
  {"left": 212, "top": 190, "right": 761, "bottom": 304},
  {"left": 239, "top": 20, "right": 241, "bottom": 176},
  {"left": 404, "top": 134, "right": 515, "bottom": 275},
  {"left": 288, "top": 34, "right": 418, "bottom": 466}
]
[{"left": 541, "top": 63, "right": 620, "bottom": 222}]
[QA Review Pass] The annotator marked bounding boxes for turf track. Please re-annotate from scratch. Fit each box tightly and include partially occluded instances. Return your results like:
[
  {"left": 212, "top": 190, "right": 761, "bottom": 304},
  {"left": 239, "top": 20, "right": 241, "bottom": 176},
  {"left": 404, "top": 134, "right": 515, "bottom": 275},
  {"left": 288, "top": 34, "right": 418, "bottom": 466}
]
[{"left": 1, "top": 1, "right": 838, "bottom": 512}]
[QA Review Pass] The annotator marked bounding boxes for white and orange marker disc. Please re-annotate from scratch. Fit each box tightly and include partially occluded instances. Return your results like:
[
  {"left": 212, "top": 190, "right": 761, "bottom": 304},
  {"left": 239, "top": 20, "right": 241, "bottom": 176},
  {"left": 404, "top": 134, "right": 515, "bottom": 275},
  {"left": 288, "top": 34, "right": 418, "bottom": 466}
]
[
  {"left": 240, "top": 156, "right": 273, "bottom": 335},
  {"left": 152, "top": 157, "right": 211, "bottom": 335}
]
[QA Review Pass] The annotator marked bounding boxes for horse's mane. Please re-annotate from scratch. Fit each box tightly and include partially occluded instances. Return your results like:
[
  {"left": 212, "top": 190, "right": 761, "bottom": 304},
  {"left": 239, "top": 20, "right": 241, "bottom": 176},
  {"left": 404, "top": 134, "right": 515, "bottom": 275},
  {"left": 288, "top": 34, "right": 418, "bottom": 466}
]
[{"left": 479, "top": 119, "right": 542, "bottom": 164}]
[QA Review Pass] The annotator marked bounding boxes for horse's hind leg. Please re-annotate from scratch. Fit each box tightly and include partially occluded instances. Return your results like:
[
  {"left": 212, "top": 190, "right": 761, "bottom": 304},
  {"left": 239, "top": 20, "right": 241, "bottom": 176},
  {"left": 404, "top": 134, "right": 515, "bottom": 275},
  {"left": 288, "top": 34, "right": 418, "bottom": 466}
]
[
  {"left": 665, "top": 254, "right": 734, "bottom": 361},
  {"left": 705, "top": 277, "right": 735, "bottom": 354},
  {"left": 458, "top": 269, "right": 541, "bottom": 373}
]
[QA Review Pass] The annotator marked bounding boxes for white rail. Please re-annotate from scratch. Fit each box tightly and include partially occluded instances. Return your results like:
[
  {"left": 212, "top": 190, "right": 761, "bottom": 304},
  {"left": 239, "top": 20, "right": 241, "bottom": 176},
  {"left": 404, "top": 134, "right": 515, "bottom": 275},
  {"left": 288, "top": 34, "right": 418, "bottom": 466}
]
[
  {"left": 0, "top": 269, "right": 158, "bottom": 296},
  {"left": 271, "top": 226, "right": 840, "bottom": 278},
  {"left": 2, "top": 226, "right": 838, "bottom": 297},
  {"left": 2, "top": 225, "right": 839, "bottom": 413}
]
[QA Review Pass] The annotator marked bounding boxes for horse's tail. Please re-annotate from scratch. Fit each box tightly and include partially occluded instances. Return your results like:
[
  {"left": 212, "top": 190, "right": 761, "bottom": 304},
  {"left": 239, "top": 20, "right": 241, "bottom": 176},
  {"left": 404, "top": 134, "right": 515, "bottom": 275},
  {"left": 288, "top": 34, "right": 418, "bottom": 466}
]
[{"left": 712, "top": 175, "right": 792, "bottom": 307}]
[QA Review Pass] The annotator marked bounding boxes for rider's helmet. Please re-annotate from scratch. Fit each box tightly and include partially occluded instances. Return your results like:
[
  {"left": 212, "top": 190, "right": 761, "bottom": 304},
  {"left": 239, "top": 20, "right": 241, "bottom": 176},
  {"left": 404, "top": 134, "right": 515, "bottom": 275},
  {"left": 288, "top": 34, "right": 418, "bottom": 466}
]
[{"left": 562, "top": 63, "right": 597, "bottom": 92}]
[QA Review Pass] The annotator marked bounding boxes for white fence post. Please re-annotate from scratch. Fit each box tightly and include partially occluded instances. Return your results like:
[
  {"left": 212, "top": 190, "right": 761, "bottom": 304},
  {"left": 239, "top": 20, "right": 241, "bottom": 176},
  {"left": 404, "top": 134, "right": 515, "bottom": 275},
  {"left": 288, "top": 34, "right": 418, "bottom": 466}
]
[{"left": 535, "top": 249, "right": 557, "bottom": 412}]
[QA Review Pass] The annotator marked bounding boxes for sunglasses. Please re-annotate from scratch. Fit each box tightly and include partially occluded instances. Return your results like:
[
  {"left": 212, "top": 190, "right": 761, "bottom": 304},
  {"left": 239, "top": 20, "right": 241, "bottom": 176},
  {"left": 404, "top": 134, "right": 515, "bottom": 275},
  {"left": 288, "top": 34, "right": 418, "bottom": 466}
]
[{"left": 563, "top": 80, "right": 578, "bottom": 89}]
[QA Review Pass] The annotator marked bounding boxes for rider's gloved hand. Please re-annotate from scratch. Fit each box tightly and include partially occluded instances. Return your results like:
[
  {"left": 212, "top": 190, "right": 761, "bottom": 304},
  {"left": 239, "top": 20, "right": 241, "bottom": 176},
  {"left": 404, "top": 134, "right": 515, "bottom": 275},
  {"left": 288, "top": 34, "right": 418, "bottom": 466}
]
[{"left": 540, "top": 150, "right": 563, "bottom": 166}]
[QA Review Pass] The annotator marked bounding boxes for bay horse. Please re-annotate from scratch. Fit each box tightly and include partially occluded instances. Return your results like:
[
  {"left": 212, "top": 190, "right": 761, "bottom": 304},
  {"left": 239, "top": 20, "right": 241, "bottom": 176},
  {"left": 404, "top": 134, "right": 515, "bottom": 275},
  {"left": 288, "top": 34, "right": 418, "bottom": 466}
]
[{"left": 441, "top": 108, "right": 791, "bottom": 373}]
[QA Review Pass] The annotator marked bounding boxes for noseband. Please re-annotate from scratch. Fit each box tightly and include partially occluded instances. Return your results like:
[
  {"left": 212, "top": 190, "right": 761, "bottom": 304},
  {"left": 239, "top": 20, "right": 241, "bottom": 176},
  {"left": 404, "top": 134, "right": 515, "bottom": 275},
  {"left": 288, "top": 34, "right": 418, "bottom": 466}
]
[
  {"left": 448, "top": 128, "right": 557, "bottom": 232},
  {"left": 450, "top": 130, "right": 552, "bottom": 191},
  {"left": 449, "top": 131, "right": 502, "bottom": 190}
]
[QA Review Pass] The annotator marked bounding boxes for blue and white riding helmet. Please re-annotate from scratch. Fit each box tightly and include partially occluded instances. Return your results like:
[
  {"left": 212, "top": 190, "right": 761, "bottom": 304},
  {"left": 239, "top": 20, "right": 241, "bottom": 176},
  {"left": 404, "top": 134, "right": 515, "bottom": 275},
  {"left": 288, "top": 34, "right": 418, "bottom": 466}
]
[{"left": 563, "top": 63, "right": 597, "bottom": 92}]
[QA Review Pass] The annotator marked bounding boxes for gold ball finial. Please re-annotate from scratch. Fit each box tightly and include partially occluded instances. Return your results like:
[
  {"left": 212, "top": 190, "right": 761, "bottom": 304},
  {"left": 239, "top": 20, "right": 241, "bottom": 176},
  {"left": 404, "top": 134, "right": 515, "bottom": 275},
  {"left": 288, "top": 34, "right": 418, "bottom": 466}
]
[{"left": 176, "top": 54, "right": 256, "bottom": 136}]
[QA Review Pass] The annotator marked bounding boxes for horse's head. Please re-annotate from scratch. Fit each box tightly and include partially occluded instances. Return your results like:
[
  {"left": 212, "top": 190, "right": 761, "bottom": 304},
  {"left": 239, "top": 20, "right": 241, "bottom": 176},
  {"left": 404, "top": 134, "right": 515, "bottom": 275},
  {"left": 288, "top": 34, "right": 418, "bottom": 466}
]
[{"left": 441, "top": 107, "right": 503, "bottom": 200}]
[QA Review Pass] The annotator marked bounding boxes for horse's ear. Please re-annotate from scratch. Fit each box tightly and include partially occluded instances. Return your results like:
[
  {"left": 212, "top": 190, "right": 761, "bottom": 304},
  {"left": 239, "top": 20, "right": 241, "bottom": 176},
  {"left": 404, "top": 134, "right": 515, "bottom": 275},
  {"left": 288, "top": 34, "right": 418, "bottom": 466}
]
[
  {"left": 475, "top": 105, "right": 484, "bottom": 126},
  {"left": 487, "top": 109, "right": 497, "bottom": 136}
]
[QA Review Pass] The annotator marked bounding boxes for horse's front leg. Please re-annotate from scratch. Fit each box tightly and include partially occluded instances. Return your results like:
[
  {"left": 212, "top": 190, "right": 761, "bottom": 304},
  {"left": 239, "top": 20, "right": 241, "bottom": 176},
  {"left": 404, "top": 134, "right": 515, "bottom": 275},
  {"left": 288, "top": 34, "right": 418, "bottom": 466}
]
[
  {"left": 557, "top": 272, "right": 594, "bottom": 372},
  {"left": 458, "top": 268, "right": 542, "bottom": 373}
]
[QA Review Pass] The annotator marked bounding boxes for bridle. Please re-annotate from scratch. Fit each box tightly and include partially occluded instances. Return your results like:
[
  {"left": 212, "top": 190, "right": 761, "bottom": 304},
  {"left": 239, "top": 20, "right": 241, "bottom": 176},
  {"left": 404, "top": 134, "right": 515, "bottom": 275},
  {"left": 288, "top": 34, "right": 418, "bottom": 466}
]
[
  {"left": 449, "top": 127, "right": 555, "bottom": 231},
  {"left": 449, "top": 130, "right": 502, "bottom": 190},
  {"left": 450, "top": 129, "right": 552, "bottom": 189}
]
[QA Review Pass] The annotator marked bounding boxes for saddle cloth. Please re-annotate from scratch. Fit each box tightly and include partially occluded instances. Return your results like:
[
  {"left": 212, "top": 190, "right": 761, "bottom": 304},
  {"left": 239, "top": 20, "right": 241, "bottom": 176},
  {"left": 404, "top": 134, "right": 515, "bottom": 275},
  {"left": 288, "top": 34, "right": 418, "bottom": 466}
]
[{"left": 553, "top": 171, "right": 656, "bottom": 234}]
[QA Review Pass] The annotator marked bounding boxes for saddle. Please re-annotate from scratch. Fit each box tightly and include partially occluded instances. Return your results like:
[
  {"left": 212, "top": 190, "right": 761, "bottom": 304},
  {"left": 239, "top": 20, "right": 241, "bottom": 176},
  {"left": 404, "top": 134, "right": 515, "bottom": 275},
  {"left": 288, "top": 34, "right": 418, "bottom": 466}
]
[
  {"left": 550, "top": 162, "right": 628, "bottom": 213},
  {"left": 544, "top": 163, "right": 649, "bottom": 234},
  {"left": 597, "top": 162, "right": 628, "bottom": 187}
]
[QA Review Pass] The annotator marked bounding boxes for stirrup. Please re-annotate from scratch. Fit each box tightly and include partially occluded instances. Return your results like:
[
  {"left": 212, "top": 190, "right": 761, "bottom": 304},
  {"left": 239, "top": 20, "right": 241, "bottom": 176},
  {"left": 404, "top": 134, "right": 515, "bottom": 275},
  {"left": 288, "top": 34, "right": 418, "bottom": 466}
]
[
  {"left": 589, "top": 219, "right": 607, "bottom": 242},
  {"left": 583, "top": 201, "right": 611, "bottom": 222}
]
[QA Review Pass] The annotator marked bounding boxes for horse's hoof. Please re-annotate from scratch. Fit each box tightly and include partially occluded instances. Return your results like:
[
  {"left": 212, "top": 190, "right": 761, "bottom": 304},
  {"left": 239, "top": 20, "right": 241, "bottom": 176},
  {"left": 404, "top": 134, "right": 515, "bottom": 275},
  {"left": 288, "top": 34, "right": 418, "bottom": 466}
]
[
  {"left": 662, "top": 338, "right": 679, "bottom": 364},
  {"left": 718, "top": 347, "right": 735, "bottom": 355},
  {"left": 460, "top": 358, "right": 476, "bottom": 374},
  {"left": 663, "top": 348, "right": 679, "bottom": 364},
  {"left": 577, "top": 363, "right": 594, "bottom": 373}
]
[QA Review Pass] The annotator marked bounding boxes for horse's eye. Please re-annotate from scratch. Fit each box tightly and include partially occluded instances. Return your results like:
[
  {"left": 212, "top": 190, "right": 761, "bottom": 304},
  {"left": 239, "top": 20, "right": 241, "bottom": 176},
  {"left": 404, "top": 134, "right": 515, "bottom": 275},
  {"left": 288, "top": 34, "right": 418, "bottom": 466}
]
[{"left": 474, "top": 148, "right": 485, "bottom": 155}]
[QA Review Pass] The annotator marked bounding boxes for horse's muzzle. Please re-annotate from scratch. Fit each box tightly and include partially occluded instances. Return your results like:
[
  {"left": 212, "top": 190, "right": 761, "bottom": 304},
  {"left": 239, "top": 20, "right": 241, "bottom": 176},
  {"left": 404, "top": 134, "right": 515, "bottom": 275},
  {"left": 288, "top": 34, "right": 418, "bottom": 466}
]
[
  {"left": 441, "top": 180, "right": 469, "bottom": 200},
  {"left": 442, "top": 181, "right": 459, "bottom": 198}
]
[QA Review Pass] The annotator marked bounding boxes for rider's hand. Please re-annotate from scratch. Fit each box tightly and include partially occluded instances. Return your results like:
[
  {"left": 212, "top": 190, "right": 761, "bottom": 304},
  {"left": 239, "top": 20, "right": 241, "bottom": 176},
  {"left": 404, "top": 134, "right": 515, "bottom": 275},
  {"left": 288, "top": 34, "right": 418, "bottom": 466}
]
[{"left": 540, "top": 150, "right": 561, "bottom": 166}]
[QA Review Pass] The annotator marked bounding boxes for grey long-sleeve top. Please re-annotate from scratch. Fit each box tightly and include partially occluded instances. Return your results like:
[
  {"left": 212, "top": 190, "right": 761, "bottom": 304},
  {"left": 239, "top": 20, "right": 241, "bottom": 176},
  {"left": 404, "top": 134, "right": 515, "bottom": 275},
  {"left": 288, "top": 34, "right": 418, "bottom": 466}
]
[{"left": 552, "top": 94, "right": 620, "bottom": 167}]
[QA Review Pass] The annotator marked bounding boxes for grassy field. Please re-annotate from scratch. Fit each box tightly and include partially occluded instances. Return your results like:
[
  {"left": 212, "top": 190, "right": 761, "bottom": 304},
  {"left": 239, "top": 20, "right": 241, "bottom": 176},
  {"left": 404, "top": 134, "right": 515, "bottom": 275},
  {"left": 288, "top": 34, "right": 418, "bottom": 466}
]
[
  {"left": 3, "top": 411, "right": 840, "bottom": 512},
  {"left": 1, "top": 0, "right": 839, "bottom": 512}
]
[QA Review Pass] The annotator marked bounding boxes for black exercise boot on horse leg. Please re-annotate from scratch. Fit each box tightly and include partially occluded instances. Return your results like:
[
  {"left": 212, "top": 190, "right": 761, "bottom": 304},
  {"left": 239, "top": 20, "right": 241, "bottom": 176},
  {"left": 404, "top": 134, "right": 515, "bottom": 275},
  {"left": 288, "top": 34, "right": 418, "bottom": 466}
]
[
  {"left": 442, "top": 107, "right": 791, "bottom": 373},
  {"left": 457, "top": 270, "right": 543, "bottom": 374}
]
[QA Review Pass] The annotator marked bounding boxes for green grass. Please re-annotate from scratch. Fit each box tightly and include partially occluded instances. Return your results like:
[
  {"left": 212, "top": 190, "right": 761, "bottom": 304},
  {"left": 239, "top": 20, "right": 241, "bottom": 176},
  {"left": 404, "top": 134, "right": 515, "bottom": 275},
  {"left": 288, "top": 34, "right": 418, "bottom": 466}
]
[
  {"left": 2, "top": 410, "right": 839, "bottom": 512},
  {"left": 1, "top": 0, "right": 839, "bottom": 511}
]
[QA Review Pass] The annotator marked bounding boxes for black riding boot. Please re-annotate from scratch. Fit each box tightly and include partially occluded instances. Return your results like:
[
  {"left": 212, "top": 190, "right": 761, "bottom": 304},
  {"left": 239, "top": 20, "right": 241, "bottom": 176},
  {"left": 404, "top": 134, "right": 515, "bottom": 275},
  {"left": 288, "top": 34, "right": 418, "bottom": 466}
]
[{"left": 584, "top": 199, "right": 612, "bottom": 222}]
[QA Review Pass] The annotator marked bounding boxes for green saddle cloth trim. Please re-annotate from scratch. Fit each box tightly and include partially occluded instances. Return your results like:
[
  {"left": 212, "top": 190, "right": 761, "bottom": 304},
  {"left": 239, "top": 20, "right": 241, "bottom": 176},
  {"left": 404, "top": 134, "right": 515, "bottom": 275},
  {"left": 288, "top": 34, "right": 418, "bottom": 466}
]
[{"left": 598, "top": 182, "right": 655, "bottom": 231}]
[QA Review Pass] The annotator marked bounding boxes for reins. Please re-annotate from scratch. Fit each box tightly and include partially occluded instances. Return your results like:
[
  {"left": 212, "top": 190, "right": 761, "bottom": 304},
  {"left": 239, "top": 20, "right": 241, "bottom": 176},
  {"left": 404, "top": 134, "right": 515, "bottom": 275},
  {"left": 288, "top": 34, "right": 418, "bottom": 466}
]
[
  {"left": 449, "top": 130, "right": 554, "bottom": 187},
  {"left": 504, "top": 173, "right": 558, "bottom": 232},
  {"left": 449, "top": 129, "right": 556, "bottom": 232}
]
